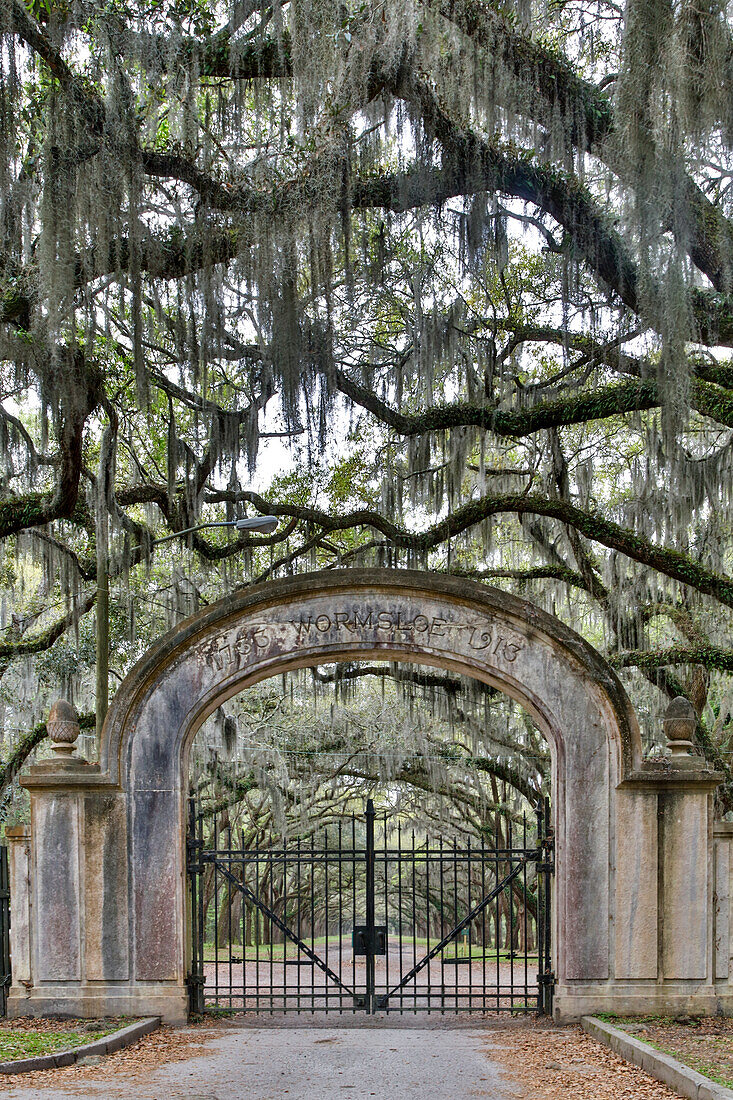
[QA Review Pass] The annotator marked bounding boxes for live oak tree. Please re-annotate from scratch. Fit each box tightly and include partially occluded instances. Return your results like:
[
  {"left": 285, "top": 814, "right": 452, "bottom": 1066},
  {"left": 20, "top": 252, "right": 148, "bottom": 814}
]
[
  {"left": 189, "top": 669, "right": 548, "bottom": 827},
  {"left": 0, "top": 0, "right": 733, "bottom": 807},
  {"left": 188, "top": 669, "right": 546, "bottom": 946}
]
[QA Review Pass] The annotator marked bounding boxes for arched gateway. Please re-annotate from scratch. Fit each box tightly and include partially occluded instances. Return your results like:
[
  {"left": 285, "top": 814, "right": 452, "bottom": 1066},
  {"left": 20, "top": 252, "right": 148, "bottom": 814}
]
[{"left": 6, "top": 570, "right": 731, "bottom": 1022}]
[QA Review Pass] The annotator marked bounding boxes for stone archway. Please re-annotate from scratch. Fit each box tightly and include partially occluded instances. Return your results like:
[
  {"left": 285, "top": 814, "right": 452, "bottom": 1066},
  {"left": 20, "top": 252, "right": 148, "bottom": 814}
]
[{"left": 8, "top": 569, "right": 727, "bottom": 1022}]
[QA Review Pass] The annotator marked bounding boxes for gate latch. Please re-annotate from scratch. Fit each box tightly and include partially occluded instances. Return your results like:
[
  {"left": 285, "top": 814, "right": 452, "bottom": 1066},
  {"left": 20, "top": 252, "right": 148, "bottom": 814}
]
[{"left": 352, "top": 926, "right": 387, "bottom": 955}]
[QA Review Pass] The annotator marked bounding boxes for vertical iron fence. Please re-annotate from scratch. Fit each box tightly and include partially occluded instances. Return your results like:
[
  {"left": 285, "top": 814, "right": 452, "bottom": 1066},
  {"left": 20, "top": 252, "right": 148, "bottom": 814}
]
[
  {"left": 187, "top": 798, "right": 553, "bottom": 1016},
  {"left": 0, "top": 847, "right": 11, "bottom": 1016}
]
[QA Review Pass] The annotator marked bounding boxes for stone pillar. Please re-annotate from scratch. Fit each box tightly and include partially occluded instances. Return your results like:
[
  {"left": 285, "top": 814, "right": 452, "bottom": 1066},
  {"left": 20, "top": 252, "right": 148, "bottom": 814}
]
[
  {"left": 8, "top": 700, "right": 186, "bottom": 1022},
  {"left": 659, "top": 699, "right": 713, "bottom": 981},
  {"left": 614, "top": 788, "right": 659, "bottom": 980},
  {"left": 610, "top": 696, "right": 723, "bottom": 1015},
  {"left": 8, "top": 702, "right": 94, "bottom": 1016},
  {"left": 28, "top": 703, "right": 86, "bottom": 990},
  {"left": 5, "top": 826, "right": 31, "bottom": 1009},
  {"left": 713, "top": 823, "right": 733, "bottom": 991},
  {"left": 659, "top": 785, "right": 712, "bottom": 980}
]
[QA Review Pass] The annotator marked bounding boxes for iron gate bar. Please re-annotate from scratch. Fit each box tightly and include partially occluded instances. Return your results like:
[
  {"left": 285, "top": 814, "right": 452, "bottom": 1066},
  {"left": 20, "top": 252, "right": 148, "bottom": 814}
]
[
  {"left": 186, "top": 800, "right": 205, "bottom": 1014},
  {"left": 375, "top": 856, "right": 532, "bottom": 1009},
  {"left": 538, "top": 798, "right": 554, "bottom": 1014},
  {"left": 188, "top": 795, "right": 554, "bottom": 1015},
  {"left": 0, "top": 847, "right": 10, "bottom": 1018},
  {"left": 202, "top": 855, "right": 357, "bottom": 1000}
]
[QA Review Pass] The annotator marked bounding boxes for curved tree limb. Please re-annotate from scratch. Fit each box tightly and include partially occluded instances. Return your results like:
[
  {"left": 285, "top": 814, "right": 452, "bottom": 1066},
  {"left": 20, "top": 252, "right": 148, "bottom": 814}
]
[
  {"left": 433, "top": 0, "right": 733, "bottom": 294},
  {"left": 0, "top": 592, "right": 96, "bottom": 659},
  {"left": 612, "top": 646, "right": 733, "bottom": 672},
  {"left": 0, "top": 711, "right": 94, "bottom": 802},
  {"left": 231, "top": 488, "right": 733, "bottom": 609}
]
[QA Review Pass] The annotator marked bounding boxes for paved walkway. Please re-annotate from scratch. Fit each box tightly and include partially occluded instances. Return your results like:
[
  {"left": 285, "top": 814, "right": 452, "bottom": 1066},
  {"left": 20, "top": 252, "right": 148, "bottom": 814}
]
[{"left": 0, "top": 1025, "right": 519, "bottom": 1100}]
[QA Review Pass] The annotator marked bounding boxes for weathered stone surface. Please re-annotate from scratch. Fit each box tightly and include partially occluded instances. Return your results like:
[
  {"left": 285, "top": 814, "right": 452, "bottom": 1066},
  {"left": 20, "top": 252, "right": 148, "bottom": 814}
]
[
  {"left": 34, "top": 794, "right": 80, "bottom": 981},
  {"left": 615, "top": 789, "right": 658, "bottom": 979},
  {"left": 47, "top": 700, "right": 80, "bottom": 748},
  {"left": 84, "top": 793, "right": 129, "bottom": 981},
  {"left": 662, "top": 791, "right": 709, "bottom": 979},
  {"left": 5, "top": 828, "right": 31, "bottom": 986},
  {"left": 562, "top": 715, "right": 610, "bottom": 980},
  {"left": 664, "top": 696, "right": 698, "bottom": 747},
  {"left": 715, "top": 831, "right": 731, "bottom": 981},
  {"left": 103, "top": 1016, "right": 161, "bottom": 1053},
  {"left": 131, "top": 788, "right": 181, "bottom": 981},
  {"left": 107, "top": 574, "right": 637, "bottom": 998},
  {"left": 582, "top": 1016, "right": 733, "bottom": 1100},
  {"left": 0, "top": 1017, "right": 161, "bottom": 1074}
]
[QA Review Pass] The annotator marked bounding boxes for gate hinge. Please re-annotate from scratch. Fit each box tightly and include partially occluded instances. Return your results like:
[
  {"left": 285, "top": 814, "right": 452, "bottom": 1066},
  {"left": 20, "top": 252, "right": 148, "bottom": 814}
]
[
  {"left": 186, "top": 834, "right": 202, "bottom": 872},
  {"left": 537, "top": 970, "right": 555, "bottom": 987}
]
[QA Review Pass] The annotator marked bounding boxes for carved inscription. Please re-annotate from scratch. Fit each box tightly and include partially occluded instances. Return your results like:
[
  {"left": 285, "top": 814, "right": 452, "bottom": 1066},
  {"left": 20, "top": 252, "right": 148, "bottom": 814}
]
[
  {"left": 291, "top": 610, "right": 446, "bottom": 639},
  {"left": 200, "top": 625, "right": 271, "bottom": 672},
  {"left": 466, "top": 626, "right": 523, "bottom": 662},
  {"left": 291, "top": 610, "right": 524, "bottom": 663},
  {"left": 196, "top": 605, "right": 525, "bottom": 675}
]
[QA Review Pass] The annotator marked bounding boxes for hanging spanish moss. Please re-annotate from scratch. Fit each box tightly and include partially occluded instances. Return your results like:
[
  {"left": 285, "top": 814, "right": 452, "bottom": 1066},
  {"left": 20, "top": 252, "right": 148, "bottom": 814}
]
[
  {"left": 0, "top": 0, "right": 729, "bottom": 817},
  {"left": 188, "top": 662, "right": 549, "bottom": 839}
]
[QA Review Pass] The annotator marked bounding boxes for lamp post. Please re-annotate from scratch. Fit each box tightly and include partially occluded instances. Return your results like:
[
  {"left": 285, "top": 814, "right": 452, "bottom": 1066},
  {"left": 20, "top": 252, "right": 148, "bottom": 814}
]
[
  {"left": 95, "top": 514, "right": 109, "bottom": 747},
  {"left": 95, "top": 514, "right": 279, "bottom": 744},
  {"left": 152, "top": 515, "right": 280, "bottom": 545}
]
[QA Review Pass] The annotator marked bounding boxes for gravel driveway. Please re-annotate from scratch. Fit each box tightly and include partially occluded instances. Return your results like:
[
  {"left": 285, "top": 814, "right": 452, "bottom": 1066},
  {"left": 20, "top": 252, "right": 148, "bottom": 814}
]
[
  {"left": 0, "top": 1024, "right": 519, "bottom": 1100},
  {"left": 0, "top": 1017, "right": 682, "bottom": 1100}
]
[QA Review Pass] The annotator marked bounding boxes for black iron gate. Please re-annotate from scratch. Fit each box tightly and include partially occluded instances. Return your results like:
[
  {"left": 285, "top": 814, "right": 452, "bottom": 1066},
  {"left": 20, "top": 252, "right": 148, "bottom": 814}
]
[
  {"left": 0, "top": 846, "right": 11, "bottom": 1016},
  {"left": 187, "top": 798, "right": 553, "bottom": 1016}
]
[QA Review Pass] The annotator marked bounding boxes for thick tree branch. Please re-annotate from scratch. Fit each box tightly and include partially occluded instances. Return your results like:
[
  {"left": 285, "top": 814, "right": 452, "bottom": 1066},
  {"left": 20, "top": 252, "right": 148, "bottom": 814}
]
[
  {"left": 311, "top": 663, "right": 498, "bottom": 699},
  {"left": 233, "top": 488, "right": 733, "bottom": 609},
  {"left": 612, "top": 646, "right": 733, "bottom": 672},
  {"left": 337, "top": 372, "right": 661, "bottom": 436},
  {"left": 441, "top": 564, "right": 593, "bottom": 591},
  {"left": 0, "top": 711, "right": 94, "bottom": 801},
  {"left": 0, "top": 592, "right": 96, "bottom": 659},
  {"left": 434, "top": 0, "right": 733, "bottom": 294},
  {"left": 339, "top": 369, "right": 733, "bottom": 434}
]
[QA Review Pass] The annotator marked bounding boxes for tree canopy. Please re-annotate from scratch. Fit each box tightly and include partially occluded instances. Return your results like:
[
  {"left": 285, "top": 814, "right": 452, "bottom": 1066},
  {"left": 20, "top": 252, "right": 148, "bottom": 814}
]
[{"left": 1, "top": 0, "right": 733, "bottom": 812}]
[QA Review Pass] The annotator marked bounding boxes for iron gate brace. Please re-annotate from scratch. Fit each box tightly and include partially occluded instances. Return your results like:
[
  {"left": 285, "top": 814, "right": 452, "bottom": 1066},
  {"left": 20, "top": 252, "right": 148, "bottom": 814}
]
[
  {"left": 202, "top": 855, "right": 357, "bottom": 999},
  {"left": 187, "top": 794, "right": 554, "bottom": 1016},
  {"left": 375, "top": 853, "right": 534, "bottom": 1010}
]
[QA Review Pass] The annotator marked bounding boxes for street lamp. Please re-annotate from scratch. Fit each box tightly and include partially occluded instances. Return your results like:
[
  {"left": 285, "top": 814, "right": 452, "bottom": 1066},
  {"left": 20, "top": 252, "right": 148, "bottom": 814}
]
[
  {"left": 153, "top": 515, "right": 280, "bottom": 545},
  {"left": 96, "top": 514, "right": 279, "bottom": 742}
]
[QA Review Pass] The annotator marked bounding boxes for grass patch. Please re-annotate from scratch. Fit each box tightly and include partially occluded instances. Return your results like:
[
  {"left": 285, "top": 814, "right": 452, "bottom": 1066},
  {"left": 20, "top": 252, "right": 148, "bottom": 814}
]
[
  {"left": 0, "top": 1026, "right": 118, "bottom": 1062},
  {"left": 655, "top": 1045, "right": 733, "bottom": 1090},
  {"left": 596, "top": 1013, "right": 680, "bottom": 1025},
  {"left": 629, "top": 1034, "right": 733, "bottom": 1090},
  {"left": 602, "top": 1015, "right": 733, "bottom": 1090},
  {"left": 203, "top": 940, "right": 536, "bottom": 963}
]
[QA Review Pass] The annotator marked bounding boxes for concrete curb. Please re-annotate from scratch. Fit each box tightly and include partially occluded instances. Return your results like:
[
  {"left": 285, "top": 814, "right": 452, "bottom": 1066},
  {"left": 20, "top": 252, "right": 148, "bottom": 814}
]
[
  {"left": 582, "top": 1015, "right": 733, "bottom": 1100},
  {"left": 0, "top": 1016, "right": 161, "bottom": 1075}
]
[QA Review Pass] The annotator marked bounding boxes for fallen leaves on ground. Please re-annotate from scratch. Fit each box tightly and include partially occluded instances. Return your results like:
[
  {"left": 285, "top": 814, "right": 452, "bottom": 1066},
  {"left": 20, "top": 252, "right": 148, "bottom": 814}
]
[
  {"left": 0, "top": 1017, "right": 697, "bottom": 1098},
  {"left": 487, "top": 1023, "right": 679, "bottom": 1099},
  {"left": 0, "top": 1017, "right": 131, "bottom": 1034},
  {"left": 0, "top": 1024, "right": 222, "bottom": 1091},
  {"left": 616, "top": 1016, "right": 733, "bottom": 1089}
]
